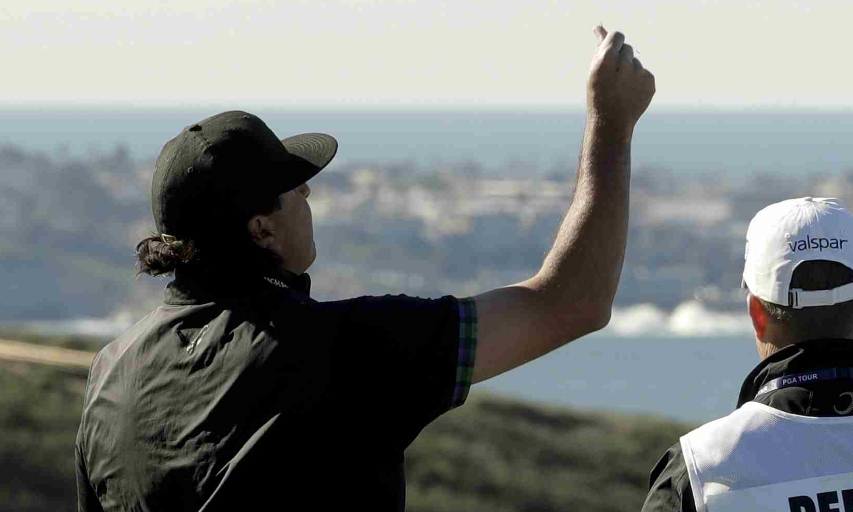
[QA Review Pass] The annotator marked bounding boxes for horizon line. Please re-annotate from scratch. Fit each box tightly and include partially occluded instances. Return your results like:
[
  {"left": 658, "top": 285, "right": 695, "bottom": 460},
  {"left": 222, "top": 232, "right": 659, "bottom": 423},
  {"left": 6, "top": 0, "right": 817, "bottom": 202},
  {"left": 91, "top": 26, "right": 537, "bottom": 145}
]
[{"left": 2, "top": 102, "right": 853, "bottom": 113}]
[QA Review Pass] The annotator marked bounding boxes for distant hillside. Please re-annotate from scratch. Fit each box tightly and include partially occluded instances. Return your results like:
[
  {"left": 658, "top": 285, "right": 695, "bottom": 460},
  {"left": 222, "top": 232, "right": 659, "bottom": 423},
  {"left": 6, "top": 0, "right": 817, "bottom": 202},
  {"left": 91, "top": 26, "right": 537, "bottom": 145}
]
[
  {"left": 4, "top": 142, "right": 853, "bottom": 331},
  {"left": 407, "top": 395, "right": 691, "bottom": 512},
  {"left": 0, "top": 359, "right": 88, "bottom": 511},
  {"left": 0, "top": 334, "right": 692, "bottom": 512}
]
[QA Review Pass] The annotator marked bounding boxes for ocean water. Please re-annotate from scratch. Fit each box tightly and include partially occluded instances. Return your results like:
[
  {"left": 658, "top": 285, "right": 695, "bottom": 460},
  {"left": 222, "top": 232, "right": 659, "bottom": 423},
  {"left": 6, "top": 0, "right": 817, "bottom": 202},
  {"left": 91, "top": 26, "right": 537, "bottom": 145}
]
[
  {"left": 20, "top": 311, "right": 755, "bottom": 423},
  {"left": 2, "top": 107, "right": 853, "bottom": 178},
  {"left": 478, "top": 331, "right": 759, "bottom": 424},
  {"left": 20, "top": 311, "right": 754, "bottom": 423},
  {"left": 14, "top": 310, "right": 756, "bottom": 423}
]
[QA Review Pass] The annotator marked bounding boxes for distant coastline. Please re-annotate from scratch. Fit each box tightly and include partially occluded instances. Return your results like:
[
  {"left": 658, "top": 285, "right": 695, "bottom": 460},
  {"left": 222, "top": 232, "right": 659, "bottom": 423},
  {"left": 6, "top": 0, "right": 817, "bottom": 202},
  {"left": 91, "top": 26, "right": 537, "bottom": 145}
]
[{"left": 2, "top": 107, "right": 853, "bottom": 178}]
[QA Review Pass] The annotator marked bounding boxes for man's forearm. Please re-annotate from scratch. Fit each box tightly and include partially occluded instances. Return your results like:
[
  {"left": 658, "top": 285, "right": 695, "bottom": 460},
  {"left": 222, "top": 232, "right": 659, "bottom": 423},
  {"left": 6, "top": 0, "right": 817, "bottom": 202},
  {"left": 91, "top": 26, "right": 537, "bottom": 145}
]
[
  {"left": 469, "top": 27, "right": 654, "bottom": 383},
  {"left": 529, "top": 25, "right": 654, "bottom": 337},
  {"left": 535, "top": 119, "right": 633, "bottom": 325}
]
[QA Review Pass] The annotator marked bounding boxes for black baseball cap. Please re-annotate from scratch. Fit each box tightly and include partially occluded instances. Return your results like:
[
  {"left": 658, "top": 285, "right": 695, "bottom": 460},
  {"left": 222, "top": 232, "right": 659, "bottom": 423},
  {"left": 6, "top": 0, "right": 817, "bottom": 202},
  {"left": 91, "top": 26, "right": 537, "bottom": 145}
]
[{"left": 152, "top": 110, "right": 337, "bottom": 241}]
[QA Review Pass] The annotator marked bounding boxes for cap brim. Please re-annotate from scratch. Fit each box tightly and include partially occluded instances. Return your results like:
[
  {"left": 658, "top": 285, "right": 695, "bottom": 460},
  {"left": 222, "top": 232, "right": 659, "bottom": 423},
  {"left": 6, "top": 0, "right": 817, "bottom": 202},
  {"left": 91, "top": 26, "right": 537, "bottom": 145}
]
[{"left": 281, "top": 133, "right": 338, "bottom": 183}]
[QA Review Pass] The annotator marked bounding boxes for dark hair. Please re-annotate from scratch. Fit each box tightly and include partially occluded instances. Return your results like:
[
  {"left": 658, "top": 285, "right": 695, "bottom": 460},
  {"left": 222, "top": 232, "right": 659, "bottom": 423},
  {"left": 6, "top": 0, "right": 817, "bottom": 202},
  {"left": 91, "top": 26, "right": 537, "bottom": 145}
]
[
  {"left": 758, "top": 260, "right": 853, "bottom": 340},
  {"left": 136, "top": 194, "right": 284, "bottom": 277}
]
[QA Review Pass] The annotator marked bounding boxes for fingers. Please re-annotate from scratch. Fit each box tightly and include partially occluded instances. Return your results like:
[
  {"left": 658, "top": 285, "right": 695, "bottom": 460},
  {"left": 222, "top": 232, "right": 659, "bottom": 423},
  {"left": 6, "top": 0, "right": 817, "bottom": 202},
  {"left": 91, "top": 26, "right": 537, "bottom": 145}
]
[
  {"left": 645, "top": 69, "right": 656, "bottom": 92},
  {"left": 619, "top": 44, "right": 634, "bottom": 64},
  {"left": 586, "top": 26, "right": 656, "bottom": 127},
  {"left": 618, "top": 44, "right": 646, "bottom": 73},
  {"left": 594, "top": 30, "right": 625, "bottom": 69},
  {"left": 594, "top": 25, "right": 607, "bottom": 45},
  {"left": 601, "top": 31, "right": 625, "bottom": 55}
]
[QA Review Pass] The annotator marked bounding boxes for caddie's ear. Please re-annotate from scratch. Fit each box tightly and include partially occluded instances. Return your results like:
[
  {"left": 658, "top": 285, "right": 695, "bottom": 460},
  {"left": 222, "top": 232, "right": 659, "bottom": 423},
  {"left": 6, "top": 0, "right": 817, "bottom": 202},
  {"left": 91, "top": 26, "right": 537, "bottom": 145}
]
[
  {"left": 748, "top": 293, "right": 769, "bottom": 341},
  {"left": 247, "top": 214, "right": 275, "bottom": 249}
]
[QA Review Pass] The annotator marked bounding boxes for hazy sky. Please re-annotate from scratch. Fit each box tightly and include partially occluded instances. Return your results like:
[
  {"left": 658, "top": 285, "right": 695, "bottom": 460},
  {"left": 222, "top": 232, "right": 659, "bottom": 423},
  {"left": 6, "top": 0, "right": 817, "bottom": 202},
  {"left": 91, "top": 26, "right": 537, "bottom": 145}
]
[{"left": 3, "top": 0, "right": 851, "bottom": 107}]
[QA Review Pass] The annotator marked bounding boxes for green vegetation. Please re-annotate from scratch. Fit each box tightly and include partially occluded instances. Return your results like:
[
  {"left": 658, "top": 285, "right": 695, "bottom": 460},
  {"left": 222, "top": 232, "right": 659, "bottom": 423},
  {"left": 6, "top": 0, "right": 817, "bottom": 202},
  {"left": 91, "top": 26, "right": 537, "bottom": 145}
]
[
  {"left": 0, "top": 335, "right": 693, "bottom": 511},
  {"left": 0, "top": 361, "right": 87, "bottom": 512},
  {"left": 0, "top": 328, "right": 107, "bottom": 353},
  {"left": 407, "top": 395, "right": 692, "bottom": 512}
]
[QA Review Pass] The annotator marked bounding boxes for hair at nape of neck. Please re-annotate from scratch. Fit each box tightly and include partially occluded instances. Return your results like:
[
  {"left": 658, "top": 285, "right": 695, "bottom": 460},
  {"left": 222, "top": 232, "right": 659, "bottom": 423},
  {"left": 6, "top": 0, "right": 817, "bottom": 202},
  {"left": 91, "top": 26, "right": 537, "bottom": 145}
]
[
  {"left": 759, "top": 260, "right": 853, "bottom": 340},
  {"left": 135, "top": 234, "right": 198, "bottom": 277}
]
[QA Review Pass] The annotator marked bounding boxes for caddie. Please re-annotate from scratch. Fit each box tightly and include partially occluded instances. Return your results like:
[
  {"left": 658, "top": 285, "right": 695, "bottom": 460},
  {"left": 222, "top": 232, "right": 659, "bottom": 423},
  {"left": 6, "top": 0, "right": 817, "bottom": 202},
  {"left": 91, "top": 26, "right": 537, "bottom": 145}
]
[{"left": 643, "top": 197, "right": 853, "bottom": 512}]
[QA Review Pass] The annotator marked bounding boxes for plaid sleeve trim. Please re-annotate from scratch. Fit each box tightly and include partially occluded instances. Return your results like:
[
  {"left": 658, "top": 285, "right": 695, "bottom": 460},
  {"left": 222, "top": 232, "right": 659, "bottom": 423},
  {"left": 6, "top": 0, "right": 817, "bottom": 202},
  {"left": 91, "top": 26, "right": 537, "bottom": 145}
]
[{"left": 450, "top": 297, "right": 478, "bottom": 409}]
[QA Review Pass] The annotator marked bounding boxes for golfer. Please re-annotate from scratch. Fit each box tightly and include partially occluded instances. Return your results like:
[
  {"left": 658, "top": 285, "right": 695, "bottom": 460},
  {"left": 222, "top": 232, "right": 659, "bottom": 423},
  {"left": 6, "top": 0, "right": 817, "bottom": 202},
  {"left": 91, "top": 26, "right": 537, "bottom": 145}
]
[{"left": 76, "top": 26, "right": 654, "bottom": 511}]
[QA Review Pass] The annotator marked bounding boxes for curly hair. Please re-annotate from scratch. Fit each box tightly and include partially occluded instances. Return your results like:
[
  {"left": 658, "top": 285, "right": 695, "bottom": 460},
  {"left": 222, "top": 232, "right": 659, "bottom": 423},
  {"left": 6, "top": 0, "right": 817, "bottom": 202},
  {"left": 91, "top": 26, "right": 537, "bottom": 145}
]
[
  {"left": 135, "top": 194, "right": 283, "bottom": 277},
  {"left": 135, "top": 236, "right": 199, "bottom": 277}
]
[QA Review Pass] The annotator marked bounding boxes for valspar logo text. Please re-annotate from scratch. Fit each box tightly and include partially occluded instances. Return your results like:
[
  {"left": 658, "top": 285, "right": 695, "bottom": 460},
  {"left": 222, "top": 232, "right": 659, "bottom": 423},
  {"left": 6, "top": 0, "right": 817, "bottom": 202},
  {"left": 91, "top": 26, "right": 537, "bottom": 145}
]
[{"left": 788, "top": 235, "right": 849, "bottom": 252}]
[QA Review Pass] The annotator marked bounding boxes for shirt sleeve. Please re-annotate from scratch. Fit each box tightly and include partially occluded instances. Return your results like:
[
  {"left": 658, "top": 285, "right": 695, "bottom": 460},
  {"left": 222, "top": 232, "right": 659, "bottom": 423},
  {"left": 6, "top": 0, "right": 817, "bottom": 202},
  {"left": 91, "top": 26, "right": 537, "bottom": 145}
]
[
  {"left": 450, "top": 297, "right": 477, "bottom": 409},
  {"left": 76, "top": 435, "right": 104, "bottom": 512},
  {"left": 76, "top": 354, "right": 106, "bottom": 512},
  {"left": 320, "top": 294, "right": 478, "bottom": 450},
  {"left": 642, "top": 442, "right": 697, "bottom": 512}
]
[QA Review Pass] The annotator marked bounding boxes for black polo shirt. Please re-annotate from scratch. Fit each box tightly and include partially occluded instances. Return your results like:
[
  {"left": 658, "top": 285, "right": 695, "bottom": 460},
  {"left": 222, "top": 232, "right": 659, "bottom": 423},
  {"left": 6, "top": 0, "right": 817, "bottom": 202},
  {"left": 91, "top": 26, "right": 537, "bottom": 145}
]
[{"left": 75, "top": 268, "right": 477, "bottom": 511}]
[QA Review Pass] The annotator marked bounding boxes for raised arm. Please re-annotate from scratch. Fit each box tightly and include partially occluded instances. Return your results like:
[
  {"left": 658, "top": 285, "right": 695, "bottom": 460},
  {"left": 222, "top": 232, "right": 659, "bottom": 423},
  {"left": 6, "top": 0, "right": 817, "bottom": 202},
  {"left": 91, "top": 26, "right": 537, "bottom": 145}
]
[{"left": 471, "top": 27, "right": 655, "bottom": 383}]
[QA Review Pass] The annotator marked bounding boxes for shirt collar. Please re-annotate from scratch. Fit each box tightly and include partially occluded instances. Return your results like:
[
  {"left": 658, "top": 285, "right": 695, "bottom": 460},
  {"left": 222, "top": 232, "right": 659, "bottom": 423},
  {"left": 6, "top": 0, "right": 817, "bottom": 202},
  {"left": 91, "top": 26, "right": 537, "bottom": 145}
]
[
  {"left": 260, "top": 271, "right": 311, "bottom": 295},
  {"left": 165, "top": 266, "right": 311, "bottom": 305},
  {"left": 737, "top": 338, "right": 853, "bottom": 407}
]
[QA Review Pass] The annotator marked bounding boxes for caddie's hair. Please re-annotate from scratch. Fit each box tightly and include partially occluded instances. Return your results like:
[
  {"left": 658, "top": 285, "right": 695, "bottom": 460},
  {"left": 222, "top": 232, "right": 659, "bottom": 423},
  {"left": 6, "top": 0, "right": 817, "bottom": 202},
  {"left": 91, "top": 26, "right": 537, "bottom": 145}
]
[
  {"left": 135, "top": 193, "right": 284, "bottom": 277},
  {"left": 758, "top": 260, "right": 853, "bottom": 340}
]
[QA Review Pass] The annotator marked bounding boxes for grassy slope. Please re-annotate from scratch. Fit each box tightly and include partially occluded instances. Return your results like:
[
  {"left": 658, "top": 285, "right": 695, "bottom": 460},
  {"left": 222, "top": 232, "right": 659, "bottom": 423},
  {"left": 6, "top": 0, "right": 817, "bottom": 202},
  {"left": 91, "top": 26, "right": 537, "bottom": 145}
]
[
  {"left": 0, "top": 333, "right": 693, "bottom": 512},
  {"left": 0, "top": 360, "right": 88, "bottom": 512},
  {"left": 407, "top": 394, "right": 692, "bottom": 512}
]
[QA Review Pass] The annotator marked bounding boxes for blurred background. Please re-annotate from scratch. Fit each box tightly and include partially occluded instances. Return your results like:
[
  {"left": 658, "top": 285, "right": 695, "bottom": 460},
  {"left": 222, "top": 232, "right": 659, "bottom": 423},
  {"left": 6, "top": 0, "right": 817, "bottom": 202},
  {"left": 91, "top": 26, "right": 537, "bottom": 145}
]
[{"left": 2, "top": 1, "right": 852, "bottom": 510}]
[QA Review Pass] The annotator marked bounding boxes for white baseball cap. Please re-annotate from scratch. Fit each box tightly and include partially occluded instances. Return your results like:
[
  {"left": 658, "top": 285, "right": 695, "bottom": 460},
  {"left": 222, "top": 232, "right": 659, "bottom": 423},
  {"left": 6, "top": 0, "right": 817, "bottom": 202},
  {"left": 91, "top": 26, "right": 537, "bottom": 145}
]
[{"left": 743, "top": 197, "right": 853, "bottom": 309}]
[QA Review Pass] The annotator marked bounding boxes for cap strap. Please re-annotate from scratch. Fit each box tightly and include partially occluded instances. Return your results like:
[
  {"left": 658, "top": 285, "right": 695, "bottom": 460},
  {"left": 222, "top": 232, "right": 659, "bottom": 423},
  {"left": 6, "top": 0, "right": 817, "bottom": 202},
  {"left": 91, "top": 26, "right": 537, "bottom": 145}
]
[{"left": 789, "top": 282, "right": 853, "bottom": 309}]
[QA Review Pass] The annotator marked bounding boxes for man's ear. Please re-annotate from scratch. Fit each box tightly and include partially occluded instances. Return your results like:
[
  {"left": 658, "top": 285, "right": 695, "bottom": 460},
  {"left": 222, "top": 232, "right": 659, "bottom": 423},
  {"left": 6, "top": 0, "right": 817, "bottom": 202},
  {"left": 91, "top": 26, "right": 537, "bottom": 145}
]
[
  {"left": 748, "top": 293, "right": 769, "bottom": 341},
  {"left": 247, "top": 214, "right": 274, "bottom": 248}
]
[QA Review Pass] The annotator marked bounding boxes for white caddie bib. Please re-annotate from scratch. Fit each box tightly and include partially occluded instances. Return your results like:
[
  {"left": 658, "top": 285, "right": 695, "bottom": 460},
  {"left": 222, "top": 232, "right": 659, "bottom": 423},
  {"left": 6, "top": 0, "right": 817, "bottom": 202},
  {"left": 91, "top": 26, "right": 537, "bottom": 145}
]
[{"left": 680, "top": 402, "right": 853, "bottom": 512}]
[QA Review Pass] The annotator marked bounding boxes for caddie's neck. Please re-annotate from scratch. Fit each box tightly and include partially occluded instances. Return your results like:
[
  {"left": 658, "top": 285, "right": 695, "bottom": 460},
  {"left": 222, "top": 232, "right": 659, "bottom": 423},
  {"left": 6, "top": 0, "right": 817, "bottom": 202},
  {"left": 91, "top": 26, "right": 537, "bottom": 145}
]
[{"left": 748, "top": 293, "right": 797, "bottom": 360}]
